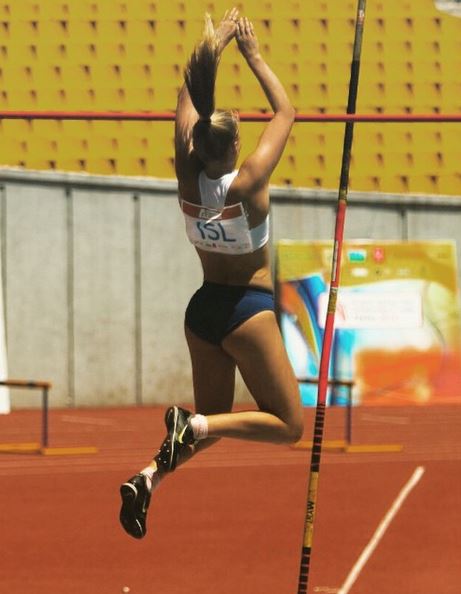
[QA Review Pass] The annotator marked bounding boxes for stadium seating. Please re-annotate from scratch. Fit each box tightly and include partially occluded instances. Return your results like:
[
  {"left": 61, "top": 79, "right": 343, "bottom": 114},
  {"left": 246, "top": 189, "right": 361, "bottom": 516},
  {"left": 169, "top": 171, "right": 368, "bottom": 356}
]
[{"left": 0, "top": 0, "right": 460, "bottom": 194}]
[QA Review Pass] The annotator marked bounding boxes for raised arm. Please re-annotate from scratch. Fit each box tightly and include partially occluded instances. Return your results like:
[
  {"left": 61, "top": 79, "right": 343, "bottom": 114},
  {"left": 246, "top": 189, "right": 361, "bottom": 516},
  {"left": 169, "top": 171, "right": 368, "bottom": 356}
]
[{"left": 236, "top": 18, "right": 295, "bottom": 189}]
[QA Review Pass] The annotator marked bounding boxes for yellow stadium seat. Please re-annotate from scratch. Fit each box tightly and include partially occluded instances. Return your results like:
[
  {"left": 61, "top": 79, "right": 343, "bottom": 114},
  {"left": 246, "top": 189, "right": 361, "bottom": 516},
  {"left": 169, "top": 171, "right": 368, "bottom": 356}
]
[
  {"left": 33, "top": 40, "right": 67, "bottom": 63},
  {"left": 33, "top": 87, "right": 67, "bottom": 109},
  {"left": 182, "top": 2, "right": 217, "bottom": 19},
  {"left": 0, "top": 133, "right": 25, "bottom": 164},
  {"left": 39, "top": 20, "right": 69, "bottom": 42},
  {"left": 271, "top": 18, "right": 301, "bottom": 38},
  {"left": 153, "top": 85, "right": 180, "bottom": 111},
  {"left": 440, "top": 82, "right": 461, "bottom": 109},
  {"left": 151, "top": 1, "right": 186, "bottom": 19},
  {"left": 319, "top": 173, "right": 341, "bottom": 191},
  {"left": 406, "top": 173, "right": 431, "bottom": 194},
  {"left": 68, "top": 2, "right": 99, "bottom": 19},
  {"left": 97, "top": 2, "right": 130, "bottom": 20},
  {"left": 57, "top": 64, "right": 91, "bottom": 90},
  {"left": 349, "top": 174, "right": 381, "bottom": 193},
  {"left": 146, "top": 62, "right": 178, "bottom": 87},
  {"left": 3, "top": 88, "right": 37, "bottom": 109},
  {"left": 354, "top": 149, "right": 385, "bottom": 177},
  {"left": 377, "top": 173, "right": 405, "bottom": 193},
  {"left": 0, "top": 65, "right": 31, "bottom": 89},
  {"left": 216, "top": 84, "right": 242, "bottom": 109},
  {"left": 96, "top": 88, "right": 128, "bottom": 109},
  {"left": 116, "top": 155, "right": 148, "bottom": 176},
  {"left": 299, "top": 1, "right": 351, "bottom": 19},
  {"left": 218, "top": 60, "right": 241, "bottom": 81},
  {"left": 383, "top": 127, "right": 413, "bottom": 152},
  {"left": 61, "top": 87, "right": 96, "bottom": 110},
  {"left": 437, "top": 174, "right": 459, "bottom": 196},
  {"left": 383, "top": 150, "right": 414, "bottom": 176},
  {"left": 82, "top": 157, "right": 116, "bottom": 175},
  {"left": 273, "top": 156, "right": 297, "bottom": 186},
  {"left": 374, "top": 0, "right": 410, "bottom": 17},
  {"left": 296, "top": 83, "right": 329, "bottom": 110},
  {"left": 35, "top": 0, "right": 69, "bottom": 20},
  {"left": 384, "top": 16, "right": 415, "bottom": 44},
  {"left": 413, "top": 151, "right": 442, "bottom": 173},
  {"left": 53, "top": 157, "right": 83, "bottom": 172},
  {"left": 440, "top": 16, "right": 461, "bottom": 40},
  {"left": 327, "top": 61, "right": 352, "bottom": 85},
  {"left": 366, "top": 17, "right": 386, "bottom": 39},
  {"left": 297, "top": 58, "right": 328, "bottom": 80},
  {"left": 23, "top": 157, "right": 55, "bottom": 170},
  {"left": 124, "top": 87, "right": 155, "bottom": 110},
  {"left": 412, "top": 60, "right": 442, "bottom": 83},
  {"left": 30, "top": 64, "right": 62, "bottom": 91},
  {"left": 5, "top": 1, "right": 38, "bottom": 20},
  {"left": 86, "top": 63, "right": 119, "bottom": 89},
  {"left": 440, "top": 127, "right": 461, "bottom": 153},
  {"left": 327, "top": 82, "right": 350, "bottom": 107},
  {"left": 417, "top": 0, "right": 440, "bottom": 16},
  {"left": 120, "top": 40, "right": 155, "bottom": 63},
  {"left": 414, "top": 82, "right": 443, "bottom": 109},
  {"left": 66, "top": 19, "right": 99, "bottom": 42},
  {"left": 153, "top": 34, "right": 187, "bottom": 60},
  {"left": 8, "top": 19, "right": 39, "bottom": 41},
  {"left": 155, "top": 19, "right": 186, "bottom": 41},
  {"left": 300, "top": 152, "right": 329, "bottom": 176},
  {"left": 298, "top": 17, "right": 329, "bottom": 41},
  {"left": 5, "top": 42, "right": 37, "bottom": 66},
  {"left": 84, "top": 133, "right": 115, "bottom": 158},
  {"left": 327, "top": 17, "right": 355, "bottom": 42},
  {"left": 264, "top": 0, "right": 298, "bottom": 19},
  {"left": 55, "top": 133, "right": 85, "bottom": 159},
  {"left": 93, "top": 41, "right": 126, "bottom": 64},
  {"left": 440, "top": 58, "right": 460, "bottom": 84}
]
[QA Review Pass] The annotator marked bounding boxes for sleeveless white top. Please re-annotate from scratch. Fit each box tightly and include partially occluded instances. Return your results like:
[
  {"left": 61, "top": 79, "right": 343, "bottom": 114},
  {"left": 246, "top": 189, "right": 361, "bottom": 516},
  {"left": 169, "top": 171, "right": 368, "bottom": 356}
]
[{"left": 180, "top": 170, "right": 269, "bottom": 255}]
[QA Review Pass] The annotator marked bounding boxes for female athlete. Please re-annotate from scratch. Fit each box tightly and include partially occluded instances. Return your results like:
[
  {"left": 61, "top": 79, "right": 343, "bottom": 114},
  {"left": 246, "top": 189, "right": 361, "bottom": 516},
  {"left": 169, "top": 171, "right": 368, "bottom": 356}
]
[{"left": 120, "top": 8, "right": 303, "bottom": 539}]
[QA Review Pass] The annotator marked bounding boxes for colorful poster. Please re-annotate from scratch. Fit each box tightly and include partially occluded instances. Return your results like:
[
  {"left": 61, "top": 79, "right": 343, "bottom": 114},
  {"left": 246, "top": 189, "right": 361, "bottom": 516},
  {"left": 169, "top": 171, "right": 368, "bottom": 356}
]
[{"left": 277, "top": 241, "right": 461, "bottom": 406}]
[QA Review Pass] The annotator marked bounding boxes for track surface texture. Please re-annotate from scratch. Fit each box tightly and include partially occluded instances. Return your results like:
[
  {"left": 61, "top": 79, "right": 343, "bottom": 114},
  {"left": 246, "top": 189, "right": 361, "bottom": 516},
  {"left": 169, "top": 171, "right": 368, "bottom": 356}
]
[{"left": 1, "top": 405, "right": 460, "bottom": 594}]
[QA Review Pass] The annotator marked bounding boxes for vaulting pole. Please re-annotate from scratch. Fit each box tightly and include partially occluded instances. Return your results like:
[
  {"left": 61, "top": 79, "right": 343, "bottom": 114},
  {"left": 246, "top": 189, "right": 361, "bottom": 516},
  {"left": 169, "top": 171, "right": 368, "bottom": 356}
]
[{"left": 296, "top": 2, "right": 367, "bottom": 593}]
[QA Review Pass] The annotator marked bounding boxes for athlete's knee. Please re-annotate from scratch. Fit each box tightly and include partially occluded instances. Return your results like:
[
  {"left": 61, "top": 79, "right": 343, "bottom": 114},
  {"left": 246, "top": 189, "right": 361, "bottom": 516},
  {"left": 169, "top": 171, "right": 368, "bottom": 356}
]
[
  {"left": 282, "top": 416, "right": 304, "bottom": 444},
  {"left": 287, "top": 419, "right": 304, "bottom": 443}
]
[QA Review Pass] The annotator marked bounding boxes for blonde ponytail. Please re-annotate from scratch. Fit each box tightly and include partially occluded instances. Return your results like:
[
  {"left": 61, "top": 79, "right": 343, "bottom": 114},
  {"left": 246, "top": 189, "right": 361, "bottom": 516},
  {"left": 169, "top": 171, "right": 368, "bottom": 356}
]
[
  {"left": 184, "top": 15, "right": 239, "bottom": 163},
  {"left": 184, "top": 15, "right": 220, "bottom": 120}
]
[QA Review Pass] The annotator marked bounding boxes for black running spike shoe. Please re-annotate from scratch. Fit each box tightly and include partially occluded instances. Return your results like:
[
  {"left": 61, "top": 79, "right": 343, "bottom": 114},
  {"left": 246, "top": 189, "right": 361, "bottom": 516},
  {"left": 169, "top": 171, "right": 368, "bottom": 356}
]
[
  {"left": 119, "top": 474, "right": 151, "bottom": 539},
  {"left": 155, "top": 406, "right": 195, "bottom": 473}
]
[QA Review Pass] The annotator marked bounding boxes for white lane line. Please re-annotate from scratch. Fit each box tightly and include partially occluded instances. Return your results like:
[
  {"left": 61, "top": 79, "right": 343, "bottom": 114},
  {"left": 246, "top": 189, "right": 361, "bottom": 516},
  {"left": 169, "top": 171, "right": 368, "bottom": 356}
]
[{"left": 337, "top": 465, "right": 426, "bottom": 594}]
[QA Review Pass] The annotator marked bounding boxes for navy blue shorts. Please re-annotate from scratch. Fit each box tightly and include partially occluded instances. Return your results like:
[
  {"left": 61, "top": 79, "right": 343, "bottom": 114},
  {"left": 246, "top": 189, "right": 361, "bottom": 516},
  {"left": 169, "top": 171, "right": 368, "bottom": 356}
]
[{"left": 185, "top": 281, "right": 275, "bottom": 345}]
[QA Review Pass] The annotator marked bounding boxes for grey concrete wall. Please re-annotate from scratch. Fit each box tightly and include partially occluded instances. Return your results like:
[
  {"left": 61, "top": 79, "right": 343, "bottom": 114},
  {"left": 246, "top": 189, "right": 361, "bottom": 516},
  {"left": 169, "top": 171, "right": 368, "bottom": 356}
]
[{"left": 0, "top": 168, "right": 460, "bottom": 409}]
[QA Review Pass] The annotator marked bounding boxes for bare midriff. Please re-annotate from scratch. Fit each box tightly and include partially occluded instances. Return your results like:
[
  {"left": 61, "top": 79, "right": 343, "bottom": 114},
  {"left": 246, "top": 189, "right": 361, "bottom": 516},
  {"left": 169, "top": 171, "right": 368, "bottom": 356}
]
[{"left": 196, "top": 243, "right": 273, "bottom": 291}]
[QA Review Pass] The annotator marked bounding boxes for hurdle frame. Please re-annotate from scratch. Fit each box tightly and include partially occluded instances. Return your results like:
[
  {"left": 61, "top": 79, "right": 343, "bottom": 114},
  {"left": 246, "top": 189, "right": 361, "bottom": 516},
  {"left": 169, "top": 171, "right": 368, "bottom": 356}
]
[
  {"left": 292, "top": 376, "right": 404, "bottom": 454},
  {"left": 0, "top": 379, "right": 97, "bottom": 455},
  {"left": 0, "top": 379, "right": 50, "bottom": 450},
  {"left": 295, "top": 377, "right": 354, "bottom": 448}
]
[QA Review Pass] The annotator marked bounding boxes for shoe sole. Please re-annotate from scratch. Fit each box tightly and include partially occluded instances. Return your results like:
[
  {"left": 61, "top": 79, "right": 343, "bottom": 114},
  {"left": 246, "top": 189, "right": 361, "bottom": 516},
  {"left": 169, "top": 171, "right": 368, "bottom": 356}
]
[{"left": 120, "top": 482, "right": 144, "bottom": 539}]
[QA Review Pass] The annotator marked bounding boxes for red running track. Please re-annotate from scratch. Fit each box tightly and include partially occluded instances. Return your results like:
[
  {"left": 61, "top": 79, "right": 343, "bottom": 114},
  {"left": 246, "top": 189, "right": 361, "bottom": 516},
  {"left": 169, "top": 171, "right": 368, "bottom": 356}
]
[{"left": 0, "top": 405, "right": 460, "bottom": 594}]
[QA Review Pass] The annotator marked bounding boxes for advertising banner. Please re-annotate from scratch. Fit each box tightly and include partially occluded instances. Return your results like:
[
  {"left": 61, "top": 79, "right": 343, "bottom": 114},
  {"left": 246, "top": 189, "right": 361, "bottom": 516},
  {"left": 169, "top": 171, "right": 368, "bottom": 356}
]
[{"left": 277, "top": 240, "right": 461, "bottom": 406}]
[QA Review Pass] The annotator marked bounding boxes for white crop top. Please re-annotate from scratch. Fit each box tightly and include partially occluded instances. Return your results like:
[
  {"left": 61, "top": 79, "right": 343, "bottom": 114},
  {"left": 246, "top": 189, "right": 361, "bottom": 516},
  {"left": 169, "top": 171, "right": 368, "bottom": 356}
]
[{"left": 180, "top": 170, "right": 269, "bottom": 255}]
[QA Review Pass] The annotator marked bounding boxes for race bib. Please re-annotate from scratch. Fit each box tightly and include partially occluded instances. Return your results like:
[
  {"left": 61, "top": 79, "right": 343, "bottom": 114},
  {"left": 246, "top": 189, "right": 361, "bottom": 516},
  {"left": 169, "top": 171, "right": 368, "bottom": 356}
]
[{"left": 181, "top": 200, "right": 255, "bottom": 254}]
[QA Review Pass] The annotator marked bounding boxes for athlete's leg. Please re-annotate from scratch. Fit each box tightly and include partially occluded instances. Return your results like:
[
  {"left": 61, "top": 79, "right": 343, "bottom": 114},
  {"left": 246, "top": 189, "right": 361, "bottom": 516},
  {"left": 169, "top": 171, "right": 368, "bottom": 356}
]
[
  {"left": 119, "top": 326, "right": 236, "bottom": 539},
  {"left": 169, "top": 325, "right": 236, "bottom": 467},
  {"left": 199, "top": 311, "right": 304, "bottom": 444}
]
